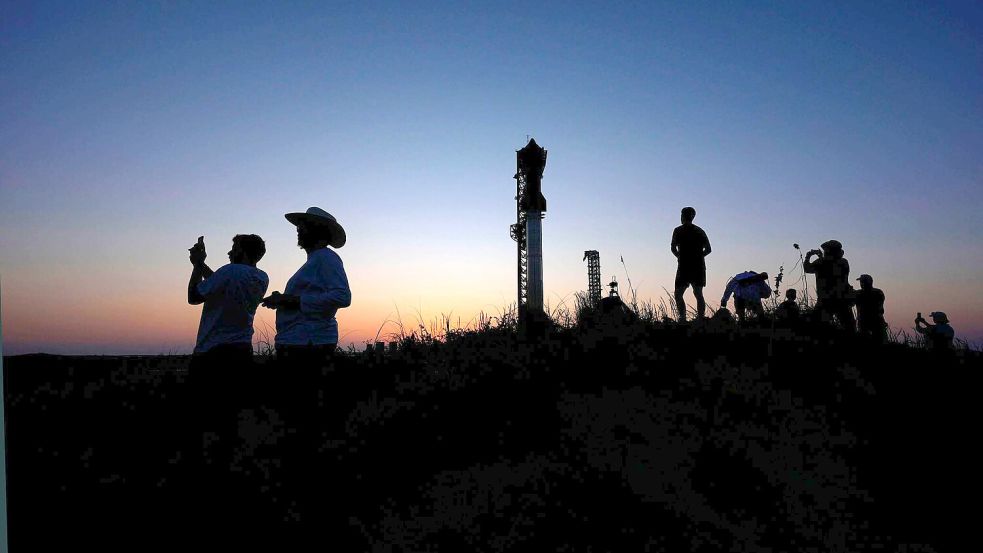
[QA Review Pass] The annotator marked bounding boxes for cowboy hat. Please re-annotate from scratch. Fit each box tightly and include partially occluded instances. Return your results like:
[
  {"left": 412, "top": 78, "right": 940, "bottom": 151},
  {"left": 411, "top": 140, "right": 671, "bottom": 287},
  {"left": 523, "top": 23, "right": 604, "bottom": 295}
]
[{"left": 285, "top": 207, "right": 346, "bottom": 248}]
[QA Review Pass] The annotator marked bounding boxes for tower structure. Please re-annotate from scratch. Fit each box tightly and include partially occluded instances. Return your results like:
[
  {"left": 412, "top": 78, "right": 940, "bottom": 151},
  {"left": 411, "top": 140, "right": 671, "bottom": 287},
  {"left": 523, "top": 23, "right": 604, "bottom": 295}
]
[
  {"left": 583, "top": 250, "right": 601, "bottom": 308},
  {"left": 510, "top": 138, "right": 547, "bottom": 321}
]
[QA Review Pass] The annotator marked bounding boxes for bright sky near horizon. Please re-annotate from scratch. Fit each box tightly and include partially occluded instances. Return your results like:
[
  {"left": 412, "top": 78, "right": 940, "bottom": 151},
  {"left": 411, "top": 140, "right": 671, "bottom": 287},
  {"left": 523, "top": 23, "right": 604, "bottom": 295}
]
[{"left": 2, "top": 1, "right": 982, "bottom": 355}]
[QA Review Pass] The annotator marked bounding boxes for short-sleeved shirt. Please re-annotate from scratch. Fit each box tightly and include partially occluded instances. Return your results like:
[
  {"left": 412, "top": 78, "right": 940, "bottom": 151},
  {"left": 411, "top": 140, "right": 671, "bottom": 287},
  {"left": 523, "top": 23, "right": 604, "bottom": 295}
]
[
  {"left": 804, "top": 257, "right": 852, "bottom": 300},
  {"left": 195, "top": 264, "right": 270, "bottom": 353},
  {"left": 672, "top": 224, "right": 710, "bottom": 287},
  {"left": 671, "top": 224, "right": 710, "bottom": 268},
  {"left": 275, "top": 248, "right": 352, "bottom": 346},
  {"left": 855, "top": 288, "right": 885, "bottom": 321}
]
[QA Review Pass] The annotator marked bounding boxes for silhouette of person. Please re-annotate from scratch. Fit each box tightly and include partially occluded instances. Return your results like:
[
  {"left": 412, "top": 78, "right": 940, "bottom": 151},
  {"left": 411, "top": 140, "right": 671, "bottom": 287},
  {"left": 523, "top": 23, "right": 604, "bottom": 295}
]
[
  {"left": 855, "top": 274, "right": 887, "bottom": 342},
  {"left": 803, "top": 240, "right": 856, "bottom": 332},
  {"left": 915, "top": 312, "right": 954, "bottom": 351},
  {"left": 188, "top": 234, "right": 269, "bottom": 363},
  {"left": 775, "top": 289, "right": 800, "bottom": 324},
  {"left": 260, "top": 207, "right": 351, "bottom": 528},
  {"left": 262, "top": 207, "right": 351, "bottom": 366},
  {"left": 671, "top": 207, "right": 711, "bottom": 322},
  {"left": 720, "top": 271, "right": 771, "bottom": 323},
  {"left": 185, "top": 234, "right": 269, "bottom": 512}
]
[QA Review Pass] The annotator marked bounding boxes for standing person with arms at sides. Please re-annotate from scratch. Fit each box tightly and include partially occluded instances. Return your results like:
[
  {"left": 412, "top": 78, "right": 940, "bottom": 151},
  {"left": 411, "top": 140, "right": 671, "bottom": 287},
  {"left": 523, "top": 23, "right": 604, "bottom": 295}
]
[
  {"left": 671, "top": 206, "right": 711, "bottom": 322},
  {"left": 261, "top": 207, "right": 351, "bottom": 530}
]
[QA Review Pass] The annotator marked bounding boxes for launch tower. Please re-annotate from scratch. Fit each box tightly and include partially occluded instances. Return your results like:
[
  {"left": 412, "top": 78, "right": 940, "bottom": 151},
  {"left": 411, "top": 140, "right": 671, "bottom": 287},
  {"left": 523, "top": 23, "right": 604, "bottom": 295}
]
[
  {"left": 510, "top": 138, "right": 548, "bottom": 322},
  {"left": 583, "top": 250, "right": 601, "bottom": 308}
]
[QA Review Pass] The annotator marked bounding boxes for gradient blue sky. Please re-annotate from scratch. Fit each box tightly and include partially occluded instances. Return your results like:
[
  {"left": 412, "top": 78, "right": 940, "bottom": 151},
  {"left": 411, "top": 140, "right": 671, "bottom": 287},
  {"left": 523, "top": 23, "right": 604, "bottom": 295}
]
[{"left": 2, "top": 1, "right": 981, "bottom": 354}]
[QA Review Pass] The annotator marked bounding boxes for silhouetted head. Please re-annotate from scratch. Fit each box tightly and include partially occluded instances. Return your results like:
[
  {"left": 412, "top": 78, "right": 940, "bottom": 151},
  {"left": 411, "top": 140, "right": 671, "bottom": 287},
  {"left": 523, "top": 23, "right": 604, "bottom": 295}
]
[
  {"left": 680, "top": 207, "right": 696, "bottom": 224},
  {"left": 285, "top": 207, "right": 346, "bottom": 251},
  {"left": 857, "top": 274, "right": 873, "bottom": 290},
  {"left": 296, "top": 221, "right": 336, "bottom": 252},
  {"left": 229, "top": 234, "right": 265, "bottom": 265},
  {"left": 930, "top": 311, "right": 949, "bottom": 324},
  {"left": 821, "top": 240, "right": 844, "bottom": 260},
  {"left": 785, "top": 289, "right": 797, "bottom": 301}
]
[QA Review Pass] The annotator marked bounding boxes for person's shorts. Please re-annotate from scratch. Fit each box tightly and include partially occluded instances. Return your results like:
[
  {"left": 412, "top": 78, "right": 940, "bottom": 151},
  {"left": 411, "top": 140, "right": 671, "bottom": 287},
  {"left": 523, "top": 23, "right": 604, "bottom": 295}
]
[{"left": 675, "top": 263, "right": 706, "bottom": 289}]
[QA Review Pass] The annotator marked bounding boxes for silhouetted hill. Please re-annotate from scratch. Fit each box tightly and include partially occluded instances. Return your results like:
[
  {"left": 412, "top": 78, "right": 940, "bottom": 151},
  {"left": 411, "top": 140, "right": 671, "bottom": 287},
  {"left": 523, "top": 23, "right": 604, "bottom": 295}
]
[{"left": 3, "top": 320, "right": 979, "bottom": 551}]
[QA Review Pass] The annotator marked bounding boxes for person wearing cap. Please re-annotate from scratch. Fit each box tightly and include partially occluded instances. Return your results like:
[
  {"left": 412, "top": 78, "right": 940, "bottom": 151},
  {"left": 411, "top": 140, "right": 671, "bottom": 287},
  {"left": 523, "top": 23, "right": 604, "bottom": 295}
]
[
  {"left": 671, "top": 206, "right": 712, "bottom": 322},
  {"left": 854, "top": 274, "right": 887, "bottom": 342},
  {"left": 915, "top": 312, "right": 955, "bottom": 351},
  {"left": 803, "top": 240, "right": 856, "bottom": 332},
  {"left": 720, "top": 270, "right": 771, "bottom": 323},
  {"left": 262, "top": 207, "right": 351, "bottom": 365}
]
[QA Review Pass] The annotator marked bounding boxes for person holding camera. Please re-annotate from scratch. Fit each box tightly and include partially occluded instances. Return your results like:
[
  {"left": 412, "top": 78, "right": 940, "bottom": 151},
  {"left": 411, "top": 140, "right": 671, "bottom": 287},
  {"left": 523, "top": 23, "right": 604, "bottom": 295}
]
[
  {"left": 915, "top": 311, "right": 954, "bottom": 351},
  {"left": 803, "top": 240, "right": 856, "bottom": 332}
]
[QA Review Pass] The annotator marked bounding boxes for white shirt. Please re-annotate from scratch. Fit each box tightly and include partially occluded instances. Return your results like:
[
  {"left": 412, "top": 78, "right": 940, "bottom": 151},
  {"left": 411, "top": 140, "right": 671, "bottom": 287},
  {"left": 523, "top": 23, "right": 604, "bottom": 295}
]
[
  {"left": 721, "top": 271, "right": 772, "bottom": 304},
  {"left": 195, "top": 264, "right": 270, "bottom": 353},
  {"left": 275, "top": 248, "right": 352, "bottom": 346}
]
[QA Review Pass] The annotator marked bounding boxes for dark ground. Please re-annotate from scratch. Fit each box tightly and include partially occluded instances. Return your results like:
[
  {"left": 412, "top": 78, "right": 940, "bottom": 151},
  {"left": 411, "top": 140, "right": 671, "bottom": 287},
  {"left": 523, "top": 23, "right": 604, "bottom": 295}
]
[{"left": 3, "top": 321, "right": 979, "bottom": 552}]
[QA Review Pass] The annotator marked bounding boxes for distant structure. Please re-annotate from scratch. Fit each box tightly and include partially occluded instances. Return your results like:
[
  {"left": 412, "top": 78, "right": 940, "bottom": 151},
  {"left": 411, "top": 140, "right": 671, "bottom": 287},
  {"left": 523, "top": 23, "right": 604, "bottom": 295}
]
[
  {"left": 510, "top": 138, "right": 548, "bottom": 322},
  {"left": 583, "top": 250, "right": 601, "bottom": 308},
  {"left": 607, "top": 276, "right": 620, "bottom": 299}
]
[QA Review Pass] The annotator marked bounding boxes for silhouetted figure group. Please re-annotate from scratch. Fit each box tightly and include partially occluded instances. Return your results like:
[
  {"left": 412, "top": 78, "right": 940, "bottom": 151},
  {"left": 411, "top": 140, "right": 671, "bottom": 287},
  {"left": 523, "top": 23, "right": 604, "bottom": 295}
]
[
  {"left": 185, "top": 206, "right": 351, "bottom": 531},
  {"left": 668, "top": 206, "right": 956, "bottom": 348}
]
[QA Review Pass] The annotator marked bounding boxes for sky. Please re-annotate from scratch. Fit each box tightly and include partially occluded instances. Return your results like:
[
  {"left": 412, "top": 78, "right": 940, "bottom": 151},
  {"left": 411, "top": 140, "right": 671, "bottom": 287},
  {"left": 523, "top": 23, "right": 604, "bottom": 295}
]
[{"left": 1, "top": 1, "right": 981, "bottom": 355}]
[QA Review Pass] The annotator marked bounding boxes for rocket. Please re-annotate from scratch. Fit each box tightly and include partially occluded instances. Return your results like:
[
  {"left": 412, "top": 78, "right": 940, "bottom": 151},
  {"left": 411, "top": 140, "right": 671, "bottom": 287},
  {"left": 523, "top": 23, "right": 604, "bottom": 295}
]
[
  {"left": 517, "top": 139, "right": 547, "bottom": 212},
  {"left": 518, "top": 139, "right": 547, "bottom": 314}
]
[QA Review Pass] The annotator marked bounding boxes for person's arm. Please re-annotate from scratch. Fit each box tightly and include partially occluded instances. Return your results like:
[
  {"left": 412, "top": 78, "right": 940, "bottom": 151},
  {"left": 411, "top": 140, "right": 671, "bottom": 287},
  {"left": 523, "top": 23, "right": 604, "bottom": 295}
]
[
  {"left": 187, "top": 263, "right": 214, "bottom": 304},
  {"left": 759, "top": 281, "right": 772, "bottom": 298},
  {"left": 803, "top": 251, "right": 821, "bottom": 274},
  {"left": 670, "top": 228, "right": 679, "bottom": 258},
  {"left": 914, "top": 318, "right": 931, "bottom": 334},
  {"left": 187, "top": 237, "right": 214, "bottom": 304},
  {"left": 721, "top": 278, "right": 736, "bottom": 305},
  {"left": 701, "top": 229, "right": 711, "bottom": 257},
  {"left": 298, "top": 254, "right": 352, "bottom": 313}
]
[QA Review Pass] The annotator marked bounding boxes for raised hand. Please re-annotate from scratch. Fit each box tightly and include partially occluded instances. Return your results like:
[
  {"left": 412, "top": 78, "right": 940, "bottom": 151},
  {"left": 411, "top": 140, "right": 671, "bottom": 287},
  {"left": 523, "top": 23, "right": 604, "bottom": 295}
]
[{"left": 189, "top": 236, "right": 206, "bottom": 265}]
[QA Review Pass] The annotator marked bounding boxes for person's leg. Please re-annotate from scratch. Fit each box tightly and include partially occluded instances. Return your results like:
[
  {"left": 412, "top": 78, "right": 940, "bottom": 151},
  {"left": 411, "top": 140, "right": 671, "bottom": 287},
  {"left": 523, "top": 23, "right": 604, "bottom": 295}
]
[
  {"left": 735, "top": 298, "right": 747, "bottom": 323},
  {"left": 692, "top": 286, "right": 706, "bottom": 319},
  {"left": 674, "top": 285, "right": 688, "bottom": 322},
  {"left": 751, "top": 299, "right": 766, "bottom": 321},
  {"left": 876, "top": 320, "right": 888, "bottom": 343},
  {"left": 839, "top": 302, "right": 857, "bottom": 333}
]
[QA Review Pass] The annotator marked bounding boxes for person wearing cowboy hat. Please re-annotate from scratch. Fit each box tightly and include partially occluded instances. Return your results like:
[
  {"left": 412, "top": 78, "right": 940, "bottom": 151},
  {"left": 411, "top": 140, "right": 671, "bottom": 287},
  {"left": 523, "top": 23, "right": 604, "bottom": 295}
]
[
  {"left": 915, "top": 311, "right": 955, "bottom": 351},
  {"left": 260, "top": 207, "right": 351, "bottom": 525},
  {"left": 804, "top": 239, "right": 856, "bottom": 332},
  {"left": 262, "top": 207, "right": 351, "bottom": 363}
]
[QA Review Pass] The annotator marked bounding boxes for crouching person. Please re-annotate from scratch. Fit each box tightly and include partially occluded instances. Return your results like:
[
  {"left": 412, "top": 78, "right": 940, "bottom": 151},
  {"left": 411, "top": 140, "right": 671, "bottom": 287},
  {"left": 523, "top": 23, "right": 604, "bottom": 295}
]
[{"left": 721, "top": 270, "right": 772, "bottom": 324}]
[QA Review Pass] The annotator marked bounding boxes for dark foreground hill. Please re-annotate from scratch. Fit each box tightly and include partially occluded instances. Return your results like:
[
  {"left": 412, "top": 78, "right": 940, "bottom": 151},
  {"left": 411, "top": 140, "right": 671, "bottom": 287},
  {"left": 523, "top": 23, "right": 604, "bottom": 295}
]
[{"left": 3, "top": 321, "right": 980, "bottom": 551}]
